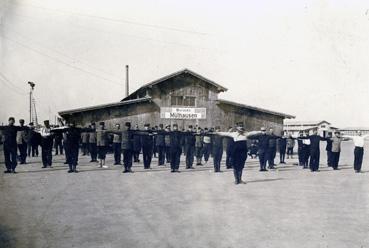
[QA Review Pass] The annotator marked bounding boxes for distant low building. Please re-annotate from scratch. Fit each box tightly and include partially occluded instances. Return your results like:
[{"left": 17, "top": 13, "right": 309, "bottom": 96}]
[
  {"left": 283, "top": 120, "right": 338, "bottom": 137},
  {"left": 339, "top": 127, "right": 369, "bottom": 136}
]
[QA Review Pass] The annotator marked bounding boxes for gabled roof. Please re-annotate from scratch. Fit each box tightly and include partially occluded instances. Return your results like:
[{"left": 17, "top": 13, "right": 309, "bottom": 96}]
[
  {"left": 284, "top": 120, "right": 331, "bottom": 126},
  {"left": 59, "top": 97, "right": 151, "bottom": 116},
  {"left": 122, "top": 68, "right": 228, "bottom": 101},
  {"left": 216, "top": 99, "right": 295, "bottom": 119}
]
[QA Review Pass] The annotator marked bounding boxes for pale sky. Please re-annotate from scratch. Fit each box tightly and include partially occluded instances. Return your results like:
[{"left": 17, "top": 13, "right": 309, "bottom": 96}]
[{"left": 0, "top": 0, "right": 368, "bottom": 127}]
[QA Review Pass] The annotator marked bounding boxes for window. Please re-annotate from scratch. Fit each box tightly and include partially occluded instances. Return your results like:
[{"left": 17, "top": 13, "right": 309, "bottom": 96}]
[
  {"left": 171, "top": 96, "right": 183, "bottom": 106},
  {"left": 183, "top": 96, "right": 195, "bottom": 106},
  {"left": 171, "top": 96, "right": 196, "bottom": 106}
]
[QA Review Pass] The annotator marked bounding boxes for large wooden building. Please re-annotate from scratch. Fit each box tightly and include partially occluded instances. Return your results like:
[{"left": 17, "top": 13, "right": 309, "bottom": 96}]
[{"left": 59, "top": 69, "right": 294, "bottom": 131}]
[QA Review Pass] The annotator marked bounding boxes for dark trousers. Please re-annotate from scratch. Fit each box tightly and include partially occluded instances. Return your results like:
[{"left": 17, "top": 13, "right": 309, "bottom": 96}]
[
  {"left": 133, "top": 150, "right": 140, "bottom": 162},
  {"left": 157, "top": 146, "right": 165, "bottom": 165},
  {"left": 113, "top": 143, "right": 122, "bottom": 164},
  {"left": 81, "top": 143, "right": 89, "bottom": 155},
  {"left": 327, "top": 150, "right": 332, "bottom": 167},
  {"left": 170, "top": 147, "right": 181, "bottom": 171},
  {"left": 233, "top": 169, "right": 243, "bottom": 184},
  {"left": 123, "top": 149, "right": 133, "bottom": 170},
  {"left": 195, "top": 147, "right": 203, "bottom": 164},
  {"left": 309, "top": 149, "right": 320, "bottom": 171},
  {"left": 65, "top": 145, "right": 79, "bottom": 171},
  {"left": 18, "top": 143, "right": 27, "bottom": 163},
  {"left": 298, "top": 148, "right": 304, "bottom": 165},
  {"left": 4, "top": 145, "right": 17, "bottom": 171},
  {"left": 331, "top": 152, "right": 340, "bottom": 169},
  {"left": 232, "top": 149, "right": 247, "bottom": 183},
  {"left": 226, "top": 148, "right": 232, "bottom": 168},
  {"left": 165, "top": 146, "right": 171, "bottom": 163},
  {"left": 202, "top": 144, "right": 211, "bottom": 162},
  {"left": 354, "top": 147, "right": 364, "bottom": 172},
  {"left": 89, "top": 143, "right": 97, "bottom": 161},
  {"left": 213, "top": 147, "right": 223, "bottom": 172},
  {"left": 303, "top": 146, "right": 310, "bottom": 168},
  {"left": 287, "top": 147, "right": 293, "bottom": 157},
  {"left": 185, "top": 146, "right": 195, "bottom": 168},
  {"left": 142, "top": 145, "right": 153, "bottom": 169},
  {"left": 279, "top": 147, "right": 286, "bottom": 163},
  {"left": 54, "top": 141, "right": 63, "bottom": 155},
  {"left": 258, "top": 150, "right": 267, "bottom": 170},
  {"left": 267, "top": 147, "right": 276, "bottom": 166},
  {"left": 41, "top": 139, "right": 53, "bottom": 167}
]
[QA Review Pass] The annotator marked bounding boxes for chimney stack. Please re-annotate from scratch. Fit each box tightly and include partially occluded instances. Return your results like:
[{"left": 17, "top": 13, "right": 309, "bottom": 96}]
[{"left": 125, "top": 65, "right": 129, "bottom": 97}]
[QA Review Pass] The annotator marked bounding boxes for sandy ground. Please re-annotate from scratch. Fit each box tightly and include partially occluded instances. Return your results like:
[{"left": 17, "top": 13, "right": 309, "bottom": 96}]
[{"left": 0, "top": 141, "right": 369, "bottom": 248}]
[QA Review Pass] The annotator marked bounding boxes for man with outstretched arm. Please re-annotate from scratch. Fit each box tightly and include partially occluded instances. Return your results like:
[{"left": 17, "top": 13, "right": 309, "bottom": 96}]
[{"left": 343, "top": 131, "right": 369, "bottom": 173}]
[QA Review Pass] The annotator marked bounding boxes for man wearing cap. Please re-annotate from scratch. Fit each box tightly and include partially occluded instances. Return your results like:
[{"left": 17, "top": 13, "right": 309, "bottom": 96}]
[
  {"left": 212, "top": 126, "right": 224, "bottom": 172},
  {"left": 328, "top": 131, "right": 349, "bottom": 170},
  {"left": 132, "top": 124, "right": 142, "bottom": 163},
  {"left": 63, "top": 122, "right": 82, "bottom": 173},
  {"left": 325, "top": 132, "right": 333, "bottom": 167},
  {"left": 27, "top": 122, "right": 38, "bottom": 157},
  {"left": 121, "top": 122, "right": 134, "bottom": 173},
  {"left": 164, "top": 125, "right": 172, "bottom": 165},
  {"left": 155, "top": 124, "right": 166, "bottom": 166},
  {"left": 195, "top": 128, "right": 204, "bottom": 166},
  {"left": 0, "top": 117, "right": 26, "bottom": 173},
  {"left": 40, "top": 120, "right": 54, "bottom": 168},
  {"left": 141, "top": 124, "right": 154, "bottom": 169},
  {"left": 224, "top": 126, "right": 234, "bottom": 169},
  {"left": 183, "top": 125, "right": 196, "bottom": 169},
  {"left": 112, "top": 124, "right": 122, "bottom": 165},
  {"left": 89, "top": 123, "right": 98, "bottom": 162},
  {"left": 278, "top": 131, "right": 287, "bottom": 164},
  {"left": 169, "top": 124, "right": 182, "bottom": 172},
  {"left": 248, "top": 127, "right": 275, "bottom": 172},
  {"left": 298, "top": 129, "right": 328, "bottom": 172},
  {"left": 266, "top": 128, "right": 278, "bottom": 169},
  {"left": 16, "top": 119, "right": 28, "bottom": 164},
  {"left": 217, "top": 124, "right": 253, "bottom": 184},
  {"left": 202, "top": 128, "right": 212, "bottom": 164},
  {"left": 96, "top": 122, "right": 109, "bottom": 168},
  {"left": 81, "top": 129, "right": 90, "bottom": 156}
]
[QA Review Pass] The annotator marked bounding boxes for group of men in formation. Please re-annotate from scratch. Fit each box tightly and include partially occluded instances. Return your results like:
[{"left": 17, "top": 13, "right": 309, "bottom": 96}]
[{"left": 1, "top": 117, "right": 367, "bottom": 184}]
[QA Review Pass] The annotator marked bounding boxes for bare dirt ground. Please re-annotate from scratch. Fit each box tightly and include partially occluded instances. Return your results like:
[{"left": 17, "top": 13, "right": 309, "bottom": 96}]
[{"left": 1, "top": 142, "right": 368, "bottom": 248}]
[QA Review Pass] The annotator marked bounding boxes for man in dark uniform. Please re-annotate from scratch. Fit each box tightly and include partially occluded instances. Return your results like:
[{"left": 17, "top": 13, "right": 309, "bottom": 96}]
[
  {"left": 122, "top": 122, "right": 134, "bottom": 173},
  {"left": 248, "top": 127, "right": 271, "bottom": 172},
  {"left": 0, "top": 117, "right": 24, "bottom": 173},
  {"left": 212, "top": 126, "right": 224, "bottom": 173},
  {"left": 112, "top": 123, "right": 122, "bottom": 165},
  {"left": 224, "top": 127, "right": 234, "bottom": 169},
  {"left": 266, "top": 128, "right": 278, "bottom": 169},
  {"left": 27, "top": 122, "right": 37, "bottom": 157},
  {"left": 141, "top": 124, "right": 154, "bottom": 169},
  {"left": 155, "top": 124, "right": 166, "bottom": 166},
  {"left": 164, "top": 126, "right": 171, "bottom": 164},
  {"left": 297, "top": 132, "right": 305, "bottom": 166},
  {"left": 183, "top": 125, "right": 196, "bottom": 169},
  {"left": 63, "top": 122, "right": 81, "bottom": 173},
  {"left": 325, "top": 132, "right": 333, "bottom": 167},
  {"left": 81, "top": 130, "right": 89, "bottom": 156},
  {"left": 89, "top": 123, "right": 98, "bottom": 162},
  {"left": 16, "top": 119, "right": 28, "bottom": 164},
  {"left": 40, "top": 120, "right": 54, "bottom": 168},
  {"left": 195, "top": 128, "right": 203, "bottom": 166},
  {"left": 132, "top": 124, "right": 142, "bottom": 163},
  {"left": 169, "top": 124, "right": 182, "bottom": 173},
  {"left": 202, "top": 128, "right": 212, "bottom": 163},
  {"left": 53, "top": 126, "right": 64, "bottom": 156},
  {"left": 278, "top": 132, "right": 287, "bottom": 164},
  {"left": 299, "top": 129, "right": 327, "bottom": 172}
]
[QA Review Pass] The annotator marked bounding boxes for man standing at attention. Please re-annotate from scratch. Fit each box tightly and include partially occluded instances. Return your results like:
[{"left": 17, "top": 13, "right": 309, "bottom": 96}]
[{"left": 343, "top": 131, "right": 369, "bottom": 173}]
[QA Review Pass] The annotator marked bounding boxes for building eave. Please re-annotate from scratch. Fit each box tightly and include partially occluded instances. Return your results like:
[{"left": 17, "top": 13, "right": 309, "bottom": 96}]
[
  {"left": 58, "top": 97, "right": 152, "bottom": 116},
  {"left": 217, "top": 99, "right": 295, "bottom": 119}
]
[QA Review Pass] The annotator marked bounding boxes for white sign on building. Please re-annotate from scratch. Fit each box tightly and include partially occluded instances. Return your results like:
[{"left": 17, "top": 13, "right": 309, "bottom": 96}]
[{"left": 160, "top": 107, "right": 206, "bottom": 119}]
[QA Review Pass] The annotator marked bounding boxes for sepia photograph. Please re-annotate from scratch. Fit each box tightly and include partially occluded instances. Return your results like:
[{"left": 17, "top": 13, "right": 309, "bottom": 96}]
[{"left": 0, "top": 0, "right": 369, "bottom": 247}]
